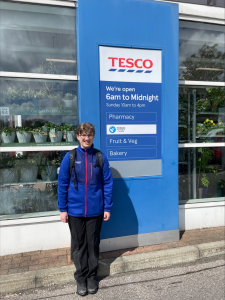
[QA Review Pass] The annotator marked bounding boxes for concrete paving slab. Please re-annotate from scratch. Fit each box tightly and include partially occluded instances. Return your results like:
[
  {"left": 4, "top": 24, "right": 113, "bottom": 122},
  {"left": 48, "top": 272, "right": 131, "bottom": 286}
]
[
  {"left": 0, "top": 271, "right": 36, "bottom": 295},
  {"left": 0, "top": 240, "right": 224, "bottom": 295},
  {"left": 98, "top": 257, "right": 125, "bottom": 277},
  {"left": 196, "top": 241, "right": 225, "bottom": 258},
  {"left": 35, "top": 265, "right": 75, "bottom": 288},
  {"left": 121, "top": 246, "right": 199, "bottom": 272}
]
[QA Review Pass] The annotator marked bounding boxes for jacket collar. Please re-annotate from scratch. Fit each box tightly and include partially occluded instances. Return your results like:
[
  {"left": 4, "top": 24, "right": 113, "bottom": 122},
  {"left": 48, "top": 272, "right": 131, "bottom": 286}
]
[{"left": 77, "top": 143, "right": 95, "bottom": 154}]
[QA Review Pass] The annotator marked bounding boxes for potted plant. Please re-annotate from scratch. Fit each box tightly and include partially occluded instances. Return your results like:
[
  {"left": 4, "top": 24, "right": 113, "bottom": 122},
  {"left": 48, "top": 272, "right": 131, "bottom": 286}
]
[
  {"left": 198, "top": 120, "right": 225, "bottom": 140},
  {"left": 199, "top": 173, "right": 210, "bottom": 198},
  {"left": 16, "top": 127, "right": 32, "bottom": 143},
  {"left": 197, "top": 119, "right": 218, "bottom": 138},
  {"left": 196, "top": 123, "right": 204, "bottom": 134},
  {"left": 206, "top": 87, "right": 225, "bottom": 112},
  {"left": 217, "top": 122, "right": 225, "bottom": 135},
  {"left": 196, "top": 147, "right": 213, "bottom": 198},
  {"left": 0, "top": 156, "right": 18, "bottom": 184},
  {"left": 45, "top": 122, "right": 63, "bottom": 143},
  {"left": 63, "top": 93, "right": 76, "bottom": 108},
  {"left": 217, "top": 180, "right": 225, "bottom": 197},
  {"left": 31, "top": 123, "right": 48, "bottom": 143},
  {"left": 61, "top": 123, "right": 77, "bottom": 142},
  {"left": 202, "top": 119, "right": 216, "bottom": 133},
  {"left": 196, "top": 98, "right": 210, "bottom": 112},
  {"left": 0, "top": 127, "right": 16, "bottom": 143},
  {"left": 14, "top": 154, "right": 40, "bottom": 182},
  {"left": 40, "top": 153, "right": 60, "bottom": 181}
]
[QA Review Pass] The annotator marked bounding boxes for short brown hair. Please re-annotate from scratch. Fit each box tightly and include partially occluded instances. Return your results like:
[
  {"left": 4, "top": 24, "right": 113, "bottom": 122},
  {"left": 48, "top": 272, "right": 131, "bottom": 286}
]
[{"left": 76, "top": 122, "right": 95, "bottom": 136}]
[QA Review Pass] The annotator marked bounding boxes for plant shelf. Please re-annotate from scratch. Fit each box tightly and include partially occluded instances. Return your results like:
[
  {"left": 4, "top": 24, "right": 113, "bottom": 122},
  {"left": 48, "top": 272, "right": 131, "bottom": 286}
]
[
  {"left": 0, "top": 179, "right": 58, "bottom": 187},
  {"left": 0, "top": 141, "right": 78, "bottom": 147},
  {"left": 197, "top": 135, "right": 224, "bottom": 138},
  {"left": 197, "top": 112, "right": 220, "bottom": 115}
]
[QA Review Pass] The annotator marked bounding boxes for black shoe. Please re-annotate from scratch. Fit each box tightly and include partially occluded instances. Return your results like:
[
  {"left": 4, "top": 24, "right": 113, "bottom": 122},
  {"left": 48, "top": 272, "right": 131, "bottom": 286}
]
[
  {"left": 76, "top": 281, "right": 87, "bottom": 296},
  {"left": 87, "top": 279, "right": 98, "bottom": 294}
]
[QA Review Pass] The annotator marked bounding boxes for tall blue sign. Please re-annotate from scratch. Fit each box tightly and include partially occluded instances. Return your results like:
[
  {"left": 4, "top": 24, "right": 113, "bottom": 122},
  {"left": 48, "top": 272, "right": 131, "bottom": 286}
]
[
  {"left": 77, "top": 0, "right": 179, "bottom": 251},
  {"left": 100, "top": 46, "right": 162, "bottom": 177}
]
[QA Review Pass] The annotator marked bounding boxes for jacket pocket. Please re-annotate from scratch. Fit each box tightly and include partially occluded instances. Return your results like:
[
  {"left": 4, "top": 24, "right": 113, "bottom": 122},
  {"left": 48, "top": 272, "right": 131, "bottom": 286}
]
[{"left": 90, "top": 163, "right": 92, "bottom": 179}]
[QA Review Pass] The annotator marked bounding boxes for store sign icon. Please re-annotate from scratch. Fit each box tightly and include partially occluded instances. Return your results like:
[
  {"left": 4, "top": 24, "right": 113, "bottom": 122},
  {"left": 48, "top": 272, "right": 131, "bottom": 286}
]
[{"left": 109, "top": 126, "right": 116, "bottom": 133}]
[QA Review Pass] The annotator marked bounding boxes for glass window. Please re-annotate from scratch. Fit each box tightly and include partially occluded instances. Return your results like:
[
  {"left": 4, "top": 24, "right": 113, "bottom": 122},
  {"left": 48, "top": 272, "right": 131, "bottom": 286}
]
[
  {"left": 0, "top": 151, "right": 68, "bottom": 220},
  {"left": 0, "top": 78, "right": 78, "bottom": 147},
  {"left": 0, "top": 1, "right": 76, "bottom": 75},
  {"left": 0, "top": 2, "right": 77, "bottom": 220},
  {"left": 179, "top": 147, "right": 225, "bottom": 204},
  {"left": 179, "top": 21, "right": 225, "bottom": 82},
  {"left": 179, "top": 86, "right": 225, "bottom": 144}
]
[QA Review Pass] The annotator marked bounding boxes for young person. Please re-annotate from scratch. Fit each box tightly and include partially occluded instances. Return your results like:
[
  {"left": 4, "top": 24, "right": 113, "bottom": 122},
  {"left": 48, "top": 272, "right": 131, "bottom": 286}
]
[{"left": 57, "top": 122, "right": 113, "bottom": 296}]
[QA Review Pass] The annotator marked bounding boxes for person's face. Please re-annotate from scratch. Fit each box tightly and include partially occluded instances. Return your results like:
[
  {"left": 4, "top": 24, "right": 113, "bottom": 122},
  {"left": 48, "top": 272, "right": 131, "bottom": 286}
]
[{"left": 77, "top": 130, "right": 94, "bottom": 148}]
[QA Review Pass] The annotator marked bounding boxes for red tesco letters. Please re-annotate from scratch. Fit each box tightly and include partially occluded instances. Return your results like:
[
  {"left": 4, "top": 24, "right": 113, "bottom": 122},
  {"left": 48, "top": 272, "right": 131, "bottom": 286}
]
[{"left": 108, "top": 57, "right": 153, "bottom": 69}]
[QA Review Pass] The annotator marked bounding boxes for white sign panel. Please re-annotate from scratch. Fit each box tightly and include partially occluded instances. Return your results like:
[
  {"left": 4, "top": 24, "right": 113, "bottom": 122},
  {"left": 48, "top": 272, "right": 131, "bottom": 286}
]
[
  {"left": 100, "top": 46, "right": 162, "bottom": 172},
  {"left": 107, "top": 124, "right": 157, "bottom": 135},
  {"left": 99, "top": 46, "right": 162, "bottom": 83}
]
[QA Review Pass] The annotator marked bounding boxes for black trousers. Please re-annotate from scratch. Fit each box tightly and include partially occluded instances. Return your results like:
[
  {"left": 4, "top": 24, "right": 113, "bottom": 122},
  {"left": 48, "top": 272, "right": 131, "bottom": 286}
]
[{"left": 68, "top": 214, "right": 103, "bottom": 283}]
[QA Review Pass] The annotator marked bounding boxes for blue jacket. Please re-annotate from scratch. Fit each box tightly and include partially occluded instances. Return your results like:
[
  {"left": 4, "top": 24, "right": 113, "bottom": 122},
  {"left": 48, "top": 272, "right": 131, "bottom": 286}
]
[{"left": 57, "top": 144, "right": 113, "bottom": 217}]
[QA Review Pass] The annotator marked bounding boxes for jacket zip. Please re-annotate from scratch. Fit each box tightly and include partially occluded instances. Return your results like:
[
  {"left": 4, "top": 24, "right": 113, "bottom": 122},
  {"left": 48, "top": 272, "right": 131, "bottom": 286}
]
[
  {"left": 90, "top": 163, "right": 92, "bottom": 179},
  {"left": 85, "top": 149, "right": 87, "bottom": 217}
]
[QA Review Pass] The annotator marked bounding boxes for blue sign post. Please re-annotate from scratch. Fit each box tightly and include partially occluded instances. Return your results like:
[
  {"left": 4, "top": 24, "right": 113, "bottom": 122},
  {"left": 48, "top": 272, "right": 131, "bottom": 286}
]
[{"left": 77, "top": 0, "right": 179, "bottom": 251}]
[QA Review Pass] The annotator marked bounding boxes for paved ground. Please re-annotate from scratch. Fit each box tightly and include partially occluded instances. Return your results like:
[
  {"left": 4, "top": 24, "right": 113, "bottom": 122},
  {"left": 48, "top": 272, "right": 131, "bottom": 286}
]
[
  {"left": 1, "top": 227, "right": 224, "bottom": 276},
  {"left": 1, "top": 256, "right": 224, "bottom": 300}
]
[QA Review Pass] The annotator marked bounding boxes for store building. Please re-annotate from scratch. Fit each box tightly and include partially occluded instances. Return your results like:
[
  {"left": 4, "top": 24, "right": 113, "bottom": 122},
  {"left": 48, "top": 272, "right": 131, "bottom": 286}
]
[{"left": 0, "top": 0, "right": 224, "bottom": 256}]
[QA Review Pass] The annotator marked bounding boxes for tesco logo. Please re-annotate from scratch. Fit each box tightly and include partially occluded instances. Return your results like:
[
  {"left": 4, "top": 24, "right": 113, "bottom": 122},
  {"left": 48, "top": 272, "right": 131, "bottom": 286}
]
[{"left": 108, "top": 57, "right": 153, "bottom": 73}]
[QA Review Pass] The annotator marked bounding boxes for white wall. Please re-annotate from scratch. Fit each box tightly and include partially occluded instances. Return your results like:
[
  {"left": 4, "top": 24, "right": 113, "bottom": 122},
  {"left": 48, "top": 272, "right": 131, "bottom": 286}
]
[
  {"left": 0, "top": 216, "right": 71, "bottom": 256},
  {"left": 179, "top": 201, "right": 225, "bottom": 231},
  {"left": 1, "top": 201, "right": 225, "bottom": 256}
]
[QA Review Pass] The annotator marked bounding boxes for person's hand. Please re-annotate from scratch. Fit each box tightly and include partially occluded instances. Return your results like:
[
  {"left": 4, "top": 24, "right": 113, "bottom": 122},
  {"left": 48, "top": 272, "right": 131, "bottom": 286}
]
[
  {"left": 60, "top": 212, "right": 68, "bottom": 223},
  {"left": 104, "top": 211, "right": 110, "bottom": 221}
]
